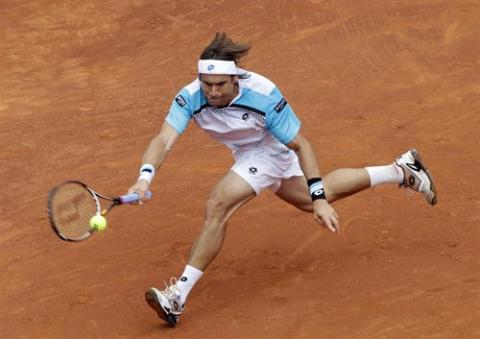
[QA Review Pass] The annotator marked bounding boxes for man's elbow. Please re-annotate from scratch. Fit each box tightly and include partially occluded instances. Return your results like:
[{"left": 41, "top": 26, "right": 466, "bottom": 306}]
[{"left": 286, "top": 134, "right": 308, "bottom": 153}]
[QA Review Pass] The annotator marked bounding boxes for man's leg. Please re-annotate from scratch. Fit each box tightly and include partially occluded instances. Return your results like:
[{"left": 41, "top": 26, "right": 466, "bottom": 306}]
[
  {"left": 188, "top": 170, "right": 256, "bottom": 270},
  {"left": 145, "top": 170, "right": 256, "bottom": 327},
  {"left": 276, "top": 149, "right": 437, "bottom": 211},
  {"left": 275, "top": 168, "right": 372, "bottom": 212}
]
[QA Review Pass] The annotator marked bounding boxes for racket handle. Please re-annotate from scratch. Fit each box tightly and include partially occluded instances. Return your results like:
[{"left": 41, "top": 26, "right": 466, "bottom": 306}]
[{"left": 119, "top": 191, "right": 152, "bottom": 204}]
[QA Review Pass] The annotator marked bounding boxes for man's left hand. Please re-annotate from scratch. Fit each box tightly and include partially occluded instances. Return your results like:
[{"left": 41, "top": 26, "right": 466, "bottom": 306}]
[{"left": 313, "top": 199, "right": 340, "bottom": 233}]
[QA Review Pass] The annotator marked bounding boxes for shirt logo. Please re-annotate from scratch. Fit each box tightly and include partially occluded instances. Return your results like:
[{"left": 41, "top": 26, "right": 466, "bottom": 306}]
[
  {"left": 175, "top": 95, "right": 186, "bottom": 107},
  {"left": 274, "top": 98, "right": 288, "bottom": 112},
  {"left": 207, "top": 64, "right": 215, "bottom": 71},
  {"left": 248, "top": 167, "right": 258, "bottom": 175}
]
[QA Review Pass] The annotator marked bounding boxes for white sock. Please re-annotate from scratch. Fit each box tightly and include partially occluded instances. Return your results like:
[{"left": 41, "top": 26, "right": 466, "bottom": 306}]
[
  {"left": 176, "top": 265, "right": 203, "bottom": 304},
  {"left": 365, "top": 163, "right": 404, "bottom": 187}
]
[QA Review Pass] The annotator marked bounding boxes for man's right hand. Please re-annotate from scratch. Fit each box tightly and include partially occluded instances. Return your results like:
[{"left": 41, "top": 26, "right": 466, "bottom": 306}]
[{"left": 128, "top": 179, "right": 150, "bottom": 204}]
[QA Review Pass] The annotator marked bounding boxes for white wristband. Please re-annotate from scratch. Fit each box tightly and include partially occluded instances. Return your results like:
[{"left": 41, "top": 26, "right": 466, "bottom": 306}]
[
  {"left": 138, "top": 164, "right": 155, "bottom": 185},
  {"left": 309, "top": 181, "right": 324, "bottom": 195}
]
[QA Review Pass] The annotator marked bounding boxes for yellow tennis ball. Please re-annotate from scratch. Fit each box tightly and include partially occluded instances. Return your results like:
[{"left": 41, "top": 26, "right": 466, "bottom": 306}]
[{"left": 90, "top": 214, "right": 107, "bottom": 231}]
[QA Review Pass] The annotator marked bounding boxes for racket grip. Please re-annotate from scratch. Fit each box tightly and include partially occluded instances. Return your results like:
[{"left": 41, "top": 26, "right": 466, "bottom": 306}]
[{"left": 120, "top": 191, "right": 152, "bottom": 204}]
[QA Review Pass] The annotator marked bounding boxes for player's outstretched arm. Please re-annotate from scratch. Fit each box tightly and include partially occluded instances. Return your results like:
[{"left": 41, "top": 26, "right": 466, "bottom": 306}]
[
  {"left": 128, "top": 121, "right": 180, "bottom": 201},
  {"left": 286, "top": 133, "right": 340, "bottom": 232}
]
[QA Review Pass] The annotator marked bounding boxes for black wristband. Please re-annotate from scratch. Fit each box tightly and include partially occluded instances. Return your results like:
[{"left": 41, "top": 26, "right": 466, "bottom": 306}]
[{"left": 307, "top": 177, "right": 326, "bottom": 201}]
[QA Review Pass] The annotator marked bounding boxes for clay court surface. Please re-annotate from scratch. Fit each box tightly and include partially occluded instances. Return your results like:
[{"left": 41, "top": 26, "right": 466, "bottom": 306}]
[{"left": 1, "top": 0, "right": 479, "bottom": 338}]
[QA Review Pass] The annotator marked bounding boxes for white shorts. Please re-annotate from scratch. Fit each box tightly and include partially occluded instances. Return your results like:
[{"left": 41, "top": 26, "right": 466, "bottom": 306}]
[{"left": 231, "top": 148, "right": 304, "bottom": 195}]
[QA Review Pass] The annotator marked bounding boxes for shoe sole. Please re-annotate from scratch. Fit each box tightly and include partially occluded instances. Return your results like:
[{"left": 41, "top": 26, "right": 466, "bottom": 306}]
[
  {"left": 411, "top": 149, "right": 438, "bottom": 205},
  {"left": 145, "top": 288, "right": 178, "bottom": 327}
]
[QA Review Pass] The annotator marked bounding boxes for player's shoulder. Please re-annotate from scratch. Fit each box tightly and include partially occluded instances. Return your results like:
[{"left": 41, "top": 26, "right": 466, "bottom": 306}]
[
  {"left": 238, "top": 70, "right": 276, "bottom": 96},
  {"left": 236, "top": 70, "right": 286, "bottom": 115},
  {"left": 179, "top": 79, "right": 201, "bottom": 97},
  {"left": 174, "top": 79, "right": 206, "bottom": 110}
]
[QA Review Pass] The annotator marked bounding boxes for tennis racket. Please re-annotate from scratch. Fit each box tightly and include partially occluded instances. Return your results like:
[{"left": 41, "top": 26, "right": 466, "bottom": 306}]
[{"left": 48, "top": 180, "right": 151, "bottom": 241}]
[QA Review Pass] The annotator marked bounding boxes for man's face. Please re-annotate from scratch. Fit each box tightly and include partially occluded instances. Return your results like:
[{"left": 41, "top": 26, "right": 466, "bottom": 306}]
[{"left": 200, "top": 74, "right": 238, "bottom": 107}]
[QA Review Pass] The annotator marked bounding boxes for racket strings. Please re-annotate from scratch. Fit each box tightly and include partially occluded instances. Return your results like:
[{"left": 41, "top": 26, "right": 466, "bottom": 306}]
[{"left": 50, "top": 183, "right": 98, "bottom": 240}]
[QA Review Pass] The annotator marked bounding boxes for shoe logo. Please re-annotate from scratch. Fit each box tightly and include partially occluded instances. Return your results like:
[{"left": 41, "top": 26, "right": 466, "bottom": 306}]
[
  {"left": 248, "top": 167, "right": 258, "bottom": 175},
  {"left": 164, "top": 306, "right": 171, "bottom": 312},
  {"left": 180, "top": 276, "right": 187, "bottom": 282},
  {"left": 406, "top": 162, "right": 421, "bottom": 172},
  {"left": 242, "top": 113, "right": 249, "bottom": 121},
  {"left": 173, "top": 301, "right": 179, "bottom": 309}
]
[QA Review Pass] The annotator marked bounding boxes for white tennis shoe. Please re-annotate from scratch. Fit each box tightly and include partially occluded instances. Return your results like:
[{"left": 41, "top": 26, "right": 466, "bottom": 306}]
[
  {"left": 145, "top": 278, "right": 184, "bottom": 327},
  {"left": 395, "top": 149, "right": 438, "bottom": 205}
]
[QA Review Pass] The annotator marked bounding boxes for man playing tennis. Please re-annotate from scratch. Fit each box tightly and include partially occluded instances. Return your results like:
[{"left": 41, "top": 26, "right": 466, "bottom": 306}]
[{"left": 128, "top": 32, "right": 437, "bottom": 327}]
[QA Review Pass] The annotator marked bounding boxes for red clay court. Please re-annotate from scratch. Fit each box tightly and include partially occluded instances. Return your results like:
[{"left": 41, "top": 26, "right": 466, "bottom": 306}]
[{"left": 1, "top": 1, "right": 479, "bottom": 338}]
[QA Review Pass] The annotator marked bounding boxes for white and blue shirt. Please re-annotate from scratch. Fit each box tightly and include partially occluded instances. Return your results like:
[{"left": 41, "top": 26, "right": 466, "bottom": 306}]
[{"left": 165, "top": 70, "right": 301, "bottom": 156}]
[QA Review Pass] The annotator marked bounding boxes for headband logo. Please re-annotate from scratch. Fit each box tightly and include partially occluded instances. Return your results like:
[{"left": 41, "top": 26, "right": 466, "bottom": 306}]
[{"left": 207, "top": 64, "right": 215, "bottom": 71}]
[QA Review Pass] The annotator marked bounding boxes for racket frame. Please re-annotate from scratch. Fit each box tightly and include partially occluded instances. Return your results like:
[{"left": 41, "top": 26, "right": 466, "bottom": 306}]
[{"left": 48, "top": 180, "right": 142, "bottom": 242}]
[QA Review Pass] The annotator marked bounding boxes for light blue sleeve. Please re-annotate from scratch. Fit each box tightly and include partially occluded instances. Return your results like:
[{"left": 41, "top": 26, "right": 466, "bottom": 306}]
[
  {"left": 265, "top": 87, "right": 301, "bottom": 144},
  {"left": 165, "top": 89, "right": 193, "bottom": 135}
]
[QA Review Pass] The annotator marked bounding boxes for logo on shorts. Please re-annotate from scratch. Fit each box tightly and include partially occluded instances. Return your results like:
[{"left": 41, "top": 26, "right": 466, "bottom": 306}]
[
  {"left": 242, "top": 113, "right": 249, "bottom": 121},
  {"left": 207, "top": 64, "right": 215, "bottom": 71},
  {"left": 175, "top": 95, "right": 187, "bottom": 107},
  {"left": 248, "top": 167, "right": 258, "bottom": 175}
]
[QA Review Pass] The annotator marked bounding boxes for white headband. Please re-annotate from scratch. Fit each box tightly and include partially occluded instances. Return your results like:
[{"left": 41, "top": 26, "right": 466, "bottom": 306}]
[{"left": 198, "top": 59, "right": 238, "bottom": 75}]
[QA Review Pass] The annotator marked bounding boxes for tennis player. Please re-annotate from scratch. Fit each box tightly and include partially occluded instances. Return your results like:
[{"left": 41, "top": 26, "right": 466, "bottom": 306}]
[{"left": 127, "top": 32, "right": 437, "bottom": 327}]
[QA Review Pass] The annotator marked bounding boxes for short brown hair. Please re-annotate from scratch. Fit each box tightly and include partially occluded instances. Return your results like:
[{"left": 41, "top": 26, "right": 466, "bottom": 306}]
[
  {"left": 200, "top": 32, "right": 251, "bottom": 79},
  {"left": 200, "top": 32, "right": 250, "bottom": 64}
]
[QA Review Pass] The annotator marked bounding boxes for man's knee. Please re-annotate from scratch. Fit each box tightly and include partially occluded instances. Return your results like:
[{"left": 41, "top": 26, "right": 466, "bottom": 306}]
[{"left": 205, "top": 192, "right": 229, "bottom": 221}]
